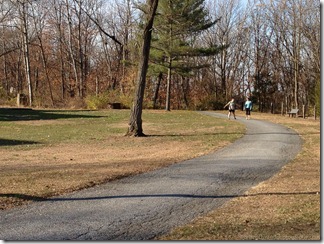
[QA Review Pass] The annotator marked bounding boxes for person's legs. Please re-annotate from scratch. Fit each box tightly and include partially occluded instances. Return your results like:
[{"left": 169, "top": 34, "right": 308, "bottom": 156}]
[
  {"left": 246, "top": 109, "right": 251, "bottom": 119},
  {"left": 228, "top": 110, "right": 235, "bottom": 119}
]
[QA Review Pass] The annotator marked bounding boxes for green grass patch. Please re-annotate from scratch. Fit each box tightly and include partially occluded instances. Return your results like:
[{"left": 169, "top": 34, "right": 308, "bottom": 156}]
[
  {"left": 0, "top": 109, "right": 244, "bottom": 149},
  {"left": 0, "top": 109, "right": 130, "bottom": 148}
]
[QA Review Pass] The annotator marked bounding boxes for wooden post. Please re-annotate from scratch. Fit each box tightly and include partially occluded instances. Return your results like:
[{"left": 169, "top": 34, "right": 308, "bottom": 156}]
[
  {"left": 281, "top": 102, "right": 284, "bottom": 116},
  {"left": 95, "top": 77, "right": 99, "bottom": 96},
  {"left": 17, "top": 93, "right": 21, "bottom": 107},
  {"left": 271, "top": 102, "right": 274, "bottom": 114},
  {"left": 302, "top": 104, "right": 305, "bottom": 119}
]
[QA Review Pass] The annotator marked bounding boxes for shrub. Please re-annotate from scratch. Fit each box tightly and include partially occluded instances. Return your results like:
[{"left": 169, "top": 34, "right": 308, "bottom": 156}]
[
  {"left": 85, "top": 94, "right": 110, "bottom": 110},
  {"left": 85, "top": 90, "right": 133, "bottom": 110}
]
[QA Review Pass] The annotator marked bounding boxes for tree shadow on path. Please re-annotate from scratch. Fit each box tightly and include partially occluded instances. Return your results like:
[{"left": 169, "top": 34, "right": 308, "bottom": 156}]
[{"left": 1, "top": 191, "right": 319, "bottom": 204}]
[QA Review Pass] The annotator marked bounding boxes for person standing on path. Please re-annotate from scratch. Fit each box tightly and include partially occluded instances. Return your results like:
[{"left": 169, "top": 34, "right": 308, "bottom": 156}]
[
  {"left": 244, "top": 97, "right": 253, "bottom": 120},
  {"left": 224, "top": 98, "right": 236, "bottom": 120}
]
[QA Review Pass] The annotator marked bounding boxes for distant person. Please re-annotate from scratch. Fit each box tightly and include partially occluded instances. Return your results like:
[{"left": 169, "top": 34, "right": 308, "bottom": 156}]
[
  {"left": 244, "top": 97, "right": 253, "bottom": 120},
  {"left": 224, "top": 98, "right": 236, "bottom": 120}
]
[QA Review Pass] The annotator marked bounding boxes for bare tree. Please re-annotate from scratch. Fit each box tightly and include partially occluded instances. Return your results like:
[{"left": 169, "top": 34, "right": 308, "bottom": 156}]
[
  {"left": 0, "top": 0, "right": 319, "bottom": 112},
  {"left": 15, "top": 0, "right": 33, "bottom": 106},
  {"left": 52, "top": 0, "right": 67, "bottom": 100},
  {"left": 30, "top": 0, "right": 54, "bottom": 106},
  {"left": 0, "top": 1, "right": 14, "bottom": 95},
  {"left": 257, "top": 0, "right": 320, "bottom": 111},
  {"left": 204, "top": 0, "right": 249, "bottom": 102}
]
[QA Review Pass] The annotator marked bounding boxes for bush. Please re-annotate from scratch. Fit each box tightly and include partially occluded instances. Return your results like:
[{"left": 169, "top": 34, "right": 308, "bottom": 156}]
[
  {"left": 0, "top": 87, "right": 17, "bottom": 107},
  {"left": 85, "top": 91, "right": 132, "bottom": 110},
  {"left": 85, "top": 94, "right": 110, "bottom": 110},
  {"left": 118, "top": 94, "right": 132, "bottom": 109}
]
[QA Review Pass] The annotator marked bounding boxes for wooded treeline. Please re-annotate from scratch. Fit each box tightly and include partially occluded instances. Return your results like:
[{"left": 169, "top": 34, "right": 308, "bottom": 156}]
[{"left": 0, "top": 0, "right": 320, "bottom": 114}]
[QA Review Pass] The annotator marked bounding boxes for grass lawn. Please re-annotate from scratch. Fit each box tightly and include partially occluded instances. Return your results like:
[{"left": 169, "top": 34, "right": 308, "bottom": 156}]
[{"left": 0, "top": 108, "right": 244, "bottom": 210}]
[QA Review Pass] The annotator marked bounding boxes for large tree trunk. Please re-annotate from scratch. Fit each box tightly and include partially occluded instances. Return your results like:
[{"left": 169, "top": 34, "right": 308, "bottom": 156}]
[{"left": 126, "top": 0, "right": 159, "bottom": 137}]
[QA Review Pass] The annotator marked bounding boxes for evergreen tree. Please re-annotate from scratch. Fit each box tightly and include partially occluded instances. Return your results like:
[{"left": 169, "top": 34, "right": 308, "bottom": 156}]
[{"left": 151, "top": 0, "right": 220, "bottom": 110}]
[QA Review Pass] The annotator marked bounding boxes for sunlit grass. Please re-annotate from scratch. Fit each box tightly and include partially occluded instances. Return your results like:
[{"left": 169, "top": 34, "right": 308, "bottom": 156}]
[{"left": 0, "top": 109, "right": 245, "bottom": 210}]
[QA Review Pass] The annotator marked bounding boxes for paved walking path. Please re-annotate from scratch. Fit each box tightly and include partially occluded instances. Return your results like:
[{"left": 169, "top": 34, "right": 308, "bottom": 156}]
[{"left": 0, "top": 112, "right": 302, "bottom": 240}]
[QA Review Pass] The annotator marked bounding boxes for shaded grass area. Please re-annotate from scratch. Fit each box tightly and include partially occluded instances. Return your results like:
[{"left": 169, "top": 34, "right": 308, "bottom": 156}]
[
  {"left": 0, "top": 108, "right": 245, "bottom": 210},
  {"left": 159, "top": 110, "right": 320, "bottom": 240},
  {"left": 0, "top": 108, "right": 127, "bottom": 146},
  {"left": 0, "top": 108, "right": 104, "bottom": 121},
  {"left": 0, "top": 139, "right": 40, "bottom": 146}
]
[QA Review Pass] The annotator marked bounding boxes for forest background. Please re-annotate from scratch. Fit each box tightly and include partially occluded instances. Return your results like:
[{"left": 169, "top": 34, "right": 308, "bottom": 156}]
[{"left": 0, "top": 0, "right": 320, "bottom": 116}]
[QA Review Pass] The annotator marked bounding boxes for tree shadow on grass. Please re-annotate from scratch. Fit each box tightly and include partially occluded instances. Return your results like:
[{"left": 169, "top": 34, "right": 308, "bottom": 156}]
[
  {"left": 0, "top": 139, "right": 40, "bottom": 146},
  {"left": 0, "top": 108, "right": 106, "bottom": 122}
]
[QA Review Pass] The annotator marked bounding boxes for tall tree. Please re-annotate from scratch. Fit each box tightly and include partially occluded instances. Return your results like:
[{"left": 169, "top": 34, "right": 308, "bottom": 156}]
[
  {"left": 30, "top": 1, "right": 54, "bottom": 106},
  {"left": 52, "top": 0, "right": 67, "bottom": 100},
  {"left": 152, "top": 0, "right": 218, "bottom": 111},
  {"left": 126, "top": 0, "right": 159, "bottom": 137},
  {"left": 16, "top": 0, "right": 33, "bottom": 106},
  {"left": 205, "top": 0, "right": 248, "bottom": 102}
]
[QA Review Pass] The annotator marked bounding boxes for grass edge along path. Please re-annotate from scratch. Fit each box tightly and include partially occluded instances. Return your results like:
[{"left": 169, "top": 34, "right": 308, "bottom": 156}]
[{"left": 159, "top": 111, "right": 320, "bottom": 241}]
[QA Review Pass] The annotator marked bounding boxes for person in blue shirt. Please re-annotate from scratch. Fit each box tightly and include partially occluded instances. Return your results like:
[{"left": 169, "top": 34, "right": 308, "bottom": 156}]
[{"left": 244, "top": 97, "right": 253, "bottom": 120}]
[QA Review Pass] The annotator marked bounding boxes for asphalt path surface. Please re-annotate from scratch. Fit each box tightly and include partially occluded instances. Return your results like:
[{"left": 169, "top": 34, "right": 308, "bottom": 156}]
[{"left": 0, "top": 112, "right": 302, "bottom": 241}]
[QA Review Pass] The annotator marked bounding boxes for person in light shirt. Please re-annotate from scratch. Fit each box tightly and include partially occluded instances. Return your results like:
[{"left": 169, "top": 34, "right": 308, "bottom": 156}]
[{"left": 224, "top": 98, "right": 236, "bottom": 120}]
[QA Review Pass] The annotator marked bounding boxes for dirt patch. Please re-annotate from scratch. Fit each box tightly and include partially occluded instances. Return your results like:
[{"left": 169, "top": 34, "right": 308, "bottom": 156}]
[{"left": 13, "top": 120, "right": 74, "bottom": 126}]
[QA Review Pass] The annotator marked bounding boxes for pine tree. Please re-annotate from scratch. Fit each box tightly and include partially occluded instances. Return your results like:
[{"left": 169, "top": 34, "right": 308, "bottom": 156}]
[{"left": 151, "top": 0, "right": 220, "bottom": 110}]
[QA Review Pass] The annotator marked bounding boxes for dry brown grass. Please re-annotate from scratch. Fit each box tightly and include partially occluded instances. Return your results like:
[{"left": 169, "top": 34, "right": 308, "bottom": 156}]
[{"left": 159, "top": 110, "right": 320, "bottom": 240}]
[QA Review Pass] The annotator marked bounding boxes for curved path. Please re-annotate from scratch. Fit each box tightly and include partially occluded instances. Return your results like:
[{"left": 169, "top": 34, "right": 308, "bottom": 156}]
[{"left": 0, "top": 112, "right": 302, "bottom": 240}]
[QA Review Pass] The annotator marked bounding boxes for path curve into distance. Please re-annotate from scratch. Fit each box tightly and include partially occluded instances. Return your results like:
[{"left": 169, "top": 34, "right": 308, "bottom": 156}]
[{"left": 0, "top": 112, "right": 302, "bottom": 241}]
